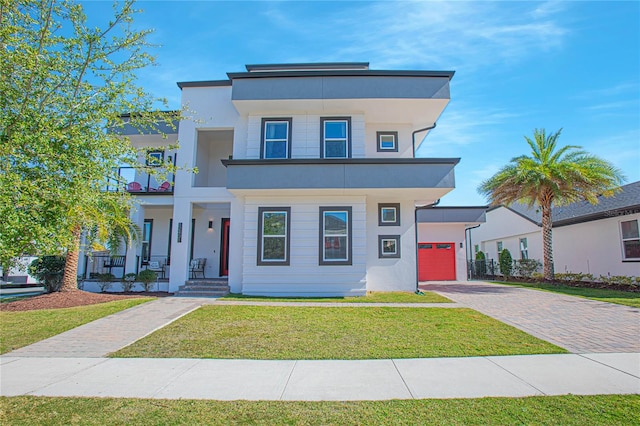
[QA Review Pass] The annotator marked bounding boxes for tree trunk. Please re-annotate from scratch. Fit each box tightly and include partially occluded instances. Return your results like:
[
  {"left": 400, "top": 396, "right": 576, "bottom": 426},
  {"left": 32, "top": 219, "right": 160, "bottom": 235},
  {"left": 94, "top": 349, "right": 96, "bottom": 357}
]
[
  {"left": 60, "top": 225, "right": 81, "bottom": 292},
  {"left": 541, "top": 202, "right": 554, "bottom": 281}
]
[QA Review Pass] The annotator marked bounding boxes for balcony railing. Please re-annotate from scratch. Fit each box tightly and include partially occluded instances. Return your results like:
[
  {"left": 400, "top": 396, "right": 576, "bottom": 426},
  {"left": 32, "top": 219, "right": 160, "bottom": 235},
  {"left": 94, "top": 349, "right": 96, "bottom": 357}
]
[{"left": 105, "top": 155, "right": 176, "bottom": 194}]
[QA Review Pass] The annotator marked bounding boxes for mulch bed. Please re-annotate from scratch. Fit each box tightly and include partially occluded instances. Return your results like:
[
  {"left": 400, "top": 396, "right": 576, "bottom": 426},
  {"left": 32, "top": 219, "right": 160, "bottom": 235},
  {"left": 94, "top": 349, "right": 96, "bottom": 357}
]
[{"left": 0, "top": 290, "right": 172, "bottom": 312}]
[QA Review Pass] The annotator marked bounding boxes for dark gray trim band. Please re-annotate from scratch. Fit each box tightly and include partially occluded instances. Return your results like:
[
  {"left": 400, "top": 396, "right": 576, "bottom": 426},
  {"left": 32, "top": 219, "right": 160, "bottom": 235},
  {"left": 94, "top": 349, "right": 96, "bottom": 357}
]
[
  {"left": 228, "top": 70, "right": 455, "bottom": 80},
  {"left": 177, "top": 80, "right": 232, "bottom": 89},
  {"left": 222, "top": 158, "right": 461, "bottom": 166},
  {"left": 246, "top": 62, "right": 370, "bottom": 72}
]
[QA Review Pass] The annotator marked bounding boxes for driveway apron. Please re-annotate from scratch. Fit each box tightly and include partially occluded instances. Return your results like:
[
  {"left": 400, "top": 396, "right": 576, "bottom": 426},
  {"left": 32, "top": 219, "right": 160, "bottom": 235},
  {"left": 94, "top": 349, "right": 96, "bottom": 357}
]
[{"left": 421, "top": 281, "right": 640, "bottom": 353}]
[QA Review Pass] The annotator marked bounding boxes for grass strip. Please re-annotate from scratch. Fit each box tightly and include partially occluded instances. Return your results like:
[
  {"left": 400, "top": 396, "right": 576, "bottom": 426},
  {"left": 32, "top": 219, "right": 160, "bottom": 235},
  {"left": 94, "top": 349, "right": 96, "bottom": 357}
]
[
  {"left": 495, "top": 281, "right": 640, "bottom": 308},
  {"left": 113, "top": 305, "right": 565, "bottom": 359},
  {"left": 222, "top": 291, "right": 452, "bottom": 303},
  {"left": 1, "top": 395, "right": 638, "bottom": 425},
  {"left": 0, "top": 298, "right": 152, "bottom": 354}
]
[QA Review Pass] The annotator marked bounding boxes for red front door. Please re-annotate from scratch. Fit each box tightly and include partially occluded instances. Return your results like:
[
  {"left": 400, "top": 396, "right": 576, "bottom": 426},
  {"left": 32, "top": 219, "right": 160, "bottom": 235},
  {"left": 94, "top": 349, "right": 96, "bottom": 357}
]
[
  {"left": 220, "top": 218, "right": 230, "bottom": 276},
  {"left": 418, "top": 242, "right": 456, "bottom": 281}
]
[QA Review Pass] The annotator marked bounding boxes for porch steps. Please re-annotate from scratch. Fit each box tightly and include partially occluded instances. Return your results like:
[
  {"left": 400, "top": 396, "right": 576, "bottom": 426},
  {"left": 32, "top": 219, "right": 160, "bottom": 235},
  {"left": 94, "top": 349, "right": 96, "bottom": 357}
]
[{"left": 174, "top": 279, "right": 230, "bottom": 298}]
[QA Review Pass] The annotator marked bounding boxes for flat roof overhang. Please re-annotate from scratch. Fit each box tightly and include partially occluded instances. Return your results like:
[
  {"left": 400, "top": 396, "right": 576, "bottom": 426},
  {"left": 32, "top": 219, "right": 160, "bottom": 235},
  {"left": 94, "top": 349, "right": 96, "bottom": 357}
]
[
  {"left": 222, "top": 158, "right": 458, "bottom": 200},
  {"left": 417, "top": 206, "right": 488, "bottom": 224}
]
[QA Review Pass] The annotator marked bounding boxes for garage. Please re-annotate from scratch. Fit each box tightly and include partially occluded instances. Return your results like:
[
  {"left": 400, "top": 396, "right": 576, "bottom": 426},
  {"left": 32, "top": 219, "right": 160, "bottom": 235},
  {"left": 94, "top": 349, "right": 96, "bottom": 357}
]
[{"left": 418, "top": 242, "right": 456, "bottom": 281}]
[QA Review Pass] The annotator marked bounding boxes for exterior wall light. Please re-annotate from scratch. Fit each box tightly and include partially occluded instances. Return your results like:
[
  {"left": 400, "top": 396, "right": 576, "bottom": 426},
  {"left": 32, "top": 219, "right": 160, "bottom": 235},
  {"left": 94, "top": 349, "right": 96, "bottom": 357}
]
[{"left": 208, "top": 220, "right": 214, "bottom": 230}]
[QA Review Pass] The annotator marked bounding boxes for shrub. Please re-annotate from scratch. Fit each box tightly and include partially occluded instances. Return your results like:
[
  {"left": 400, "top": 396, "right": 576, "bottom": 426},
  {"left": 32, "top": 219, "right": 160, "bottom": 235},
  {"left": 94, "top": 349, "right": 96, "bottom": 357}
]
[
  {"left": 137, "top": 269, "right": 157, "bottom": 292},
  {"left": 29, "top": 256, "right": 66, "bottom": 292},
  {"left": 121, "top": 273, "right": 137, "bottom": 292},
  {"left": 514, "top": 259, "right": 542, "bottom": 279},
  {"left": 96, "top": 273, "right": 115, "bottom": 292},
  {"left": 498, "top": 249, "right": 513, "bottom": 278},
  {"left": 475, "top": 251, "right": 486, "bottom": 260}
]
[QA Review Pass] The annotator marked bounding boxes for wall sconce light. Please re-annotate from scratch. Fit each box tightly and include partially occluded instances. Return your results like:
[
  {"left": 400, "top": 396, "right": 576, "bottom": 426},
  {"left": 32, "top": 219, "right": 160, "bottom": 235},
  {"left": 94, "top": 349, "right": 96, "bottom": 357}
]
[
  {"left": 460, "top": 242, "right": 463, "bottom": 248},
  {"left": 208, "top": 220, "right": 213, "bottom": 230}
]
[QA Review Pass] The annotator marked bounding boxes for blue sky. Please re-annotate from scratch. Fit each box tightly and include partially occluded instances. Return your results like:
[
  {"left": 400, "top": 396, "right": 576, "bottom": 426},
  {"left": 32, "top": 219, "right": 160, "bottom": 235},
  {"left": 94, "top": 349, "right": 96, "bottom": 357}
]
[{"left": 85, "top": 1, "right": 640, "bottom": 206}]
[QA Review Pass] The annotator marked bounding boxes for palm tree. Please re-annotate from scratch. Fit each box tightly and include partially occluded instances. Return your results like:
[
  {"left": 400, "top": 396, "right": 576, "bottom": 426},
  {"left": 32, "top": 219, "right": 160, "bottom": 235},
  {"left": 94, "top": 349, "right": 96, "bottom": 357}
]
[{"left": 478, "top": 128, "right": 625, "bottom": 281}]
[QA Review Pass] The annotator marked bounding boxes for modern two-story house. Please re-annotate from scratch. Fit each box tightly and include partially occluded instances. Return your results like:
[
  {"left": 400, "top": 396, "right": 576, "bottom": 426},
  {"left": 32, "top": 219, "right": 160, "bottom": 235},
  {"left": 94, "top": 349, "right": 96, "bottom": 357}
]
[{"left": 81, "top": 62, "right": 486, "bottom": 296}]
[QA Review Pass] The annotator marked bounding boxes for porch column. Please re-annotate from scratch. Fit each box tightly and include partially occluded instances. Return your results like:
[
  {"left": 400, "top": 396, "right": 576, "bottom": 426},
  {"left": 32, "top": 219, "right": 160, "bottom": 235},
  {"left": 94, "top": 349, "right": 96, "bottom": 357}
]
[
  {"left": 169, "top": 200, "right": 193, "bottom": 293},
  {"left": 228, "top": 197, "right": 244, "bottom": 293},
  {"left": 125, "top": 206, "right": 145, "bottom": 276}
]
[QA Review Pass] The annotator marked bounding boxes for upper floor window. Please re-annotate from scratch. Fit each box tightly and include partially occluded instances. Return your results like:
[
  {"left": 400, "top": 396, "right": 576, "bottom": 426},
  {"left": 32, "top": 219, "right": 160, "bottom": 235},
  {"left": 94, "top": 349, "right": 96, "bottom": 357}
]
[
  {"left": 377, "top": 131, "right": 398, "bottom": 152},
  {"left": 378, "top": 203, "right": 400, "bottom": 226},
  {"left": 519, "top": 238, "right": 528, "bottom": 260},
  {"left": 321, "top": 117, "right": 351, "bottom": 158},
  {"left": 147, "top": 150, "right": 164, "bottom": 166},
  {"left": 261, "top": 118, "right": 291, "bottom": 159},
  {"left": 621, "top": 219, "right": 640, "bottom": 260}
]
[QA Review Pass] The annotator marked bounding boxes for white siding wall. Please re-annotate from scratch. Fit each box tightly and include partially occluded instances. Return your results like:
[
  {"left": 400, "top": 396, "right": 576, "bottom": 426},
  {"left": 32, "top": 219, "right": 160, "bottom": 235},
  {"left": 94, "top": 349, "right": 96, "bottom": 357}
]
[
  {"left": 418, "top": 223, "right": 469, "bottom": 281},
  {"left": 245, "top": 114, "right": 366, "bottom": 159},
  {"left": 473, "top": 207, "right": 542, "bottom": 261},
  {"left": 553, "top": 213, "right": 640, "bottom": 277},
  {"left": 241, "top": 196, "right": 367, "bottom": 296},
  {"left": 366, "top": 198, "right": 417, "bottom": 291}
]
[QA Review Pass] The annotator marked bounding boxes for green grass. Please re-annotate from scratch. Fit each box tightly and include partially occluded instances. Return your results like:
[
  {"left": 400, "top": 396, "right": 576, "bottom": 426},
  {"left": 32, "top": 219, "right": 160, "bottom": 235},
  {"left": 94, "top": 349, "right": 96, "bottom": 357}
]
[
  {"left": 0, "top": 298, "right": 152, "bottom": 354},
  {"left": 1, "top": 395, "right": 638, "bottom": 425},
  {"left": 495, "top": 281, "right": 640, "bottom": 308},
  {"left": 221, "top": 290, "right": 452, "bottom": 303},
  {"left": 113, "top": 305, "right": 565, "bottom": 359}
]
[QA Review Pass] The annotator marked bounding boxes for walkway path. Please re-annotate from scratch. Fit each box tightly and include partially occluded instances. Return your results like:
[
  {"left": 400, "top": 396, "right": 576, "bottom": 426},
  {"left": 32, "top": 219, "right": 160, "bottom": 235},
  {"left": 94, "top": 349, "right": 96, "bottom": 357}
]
[{"left": 421, "top": 281, "right": 640, "bottom": 353}]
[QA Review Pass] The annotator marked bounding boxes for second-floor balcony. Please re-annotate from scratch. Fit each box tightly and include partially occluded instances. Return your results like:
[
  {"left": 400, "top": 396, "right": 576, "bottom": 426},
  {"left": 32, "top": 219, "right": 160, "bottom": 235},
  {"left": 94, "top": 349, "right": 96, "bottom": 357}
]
[{"left": 105, "top": 156, "right": 176, "bottom": 195}]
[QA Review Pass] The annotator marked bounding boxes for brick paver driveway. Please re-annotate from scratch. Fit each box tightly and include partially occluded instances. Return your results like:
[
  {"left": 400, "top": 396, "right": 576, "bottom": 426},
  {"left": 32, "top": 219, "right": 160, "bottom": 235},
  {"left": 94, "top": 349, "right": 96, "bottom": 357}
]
[{"left": 420, "top": 281, "right": 640, "bottom": 353}]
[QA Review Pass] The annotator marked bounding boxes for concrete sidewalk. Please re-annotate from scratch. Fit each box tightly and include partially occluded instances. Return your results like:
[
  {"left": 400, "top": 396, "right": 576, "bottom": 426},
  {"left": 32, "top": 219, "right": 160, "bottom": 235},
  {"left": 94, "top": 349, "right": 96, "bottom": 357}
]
[{"left": 1, "top": 353, "right": 638, "bottom": 400}]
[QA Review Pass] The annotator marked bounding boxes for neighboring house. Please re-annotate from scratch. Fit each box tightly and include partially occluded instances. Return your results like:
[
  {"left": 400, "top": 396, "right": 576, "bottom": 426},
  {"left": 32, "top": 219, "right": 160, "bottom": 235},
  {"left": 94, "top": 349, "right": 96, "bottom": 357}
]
[
  {"left": 80, "top": 62, "right": 486, "bottom": 296},
  {"left": 472, "top": 181, "right": 640, "bottom": 278}
]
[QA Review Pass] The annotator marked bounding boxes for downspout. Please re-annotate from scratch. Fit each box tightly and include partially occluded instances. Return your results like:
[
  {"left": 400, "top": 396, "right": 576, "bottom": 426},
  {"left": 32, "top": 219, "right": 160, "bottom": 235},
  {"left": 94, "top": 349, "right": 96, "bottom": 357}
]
[
  {"left": 412, "top": 123, "right": 437, "bottom": 158},
  {"left": 465, "top": 224, "right": 481, "bottom": 280},
  {"left": 414, "top": 199, "right": 440, "bottom": 294}
]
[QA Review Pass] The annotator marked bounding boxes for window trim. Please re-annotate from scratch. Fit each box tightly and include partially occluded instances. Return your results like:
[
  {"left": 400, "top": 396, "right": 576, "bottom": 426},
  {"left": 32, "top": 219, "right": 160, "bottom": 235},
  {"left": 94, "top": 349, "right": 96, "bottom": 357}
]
[
  {"left": 319, "top": 206, "right": 352, "bottom": 266},
  {"left": 620, "top": 218, "right": 640, "bottom": 261},
  {"left": 379, "top": 235, "right": 401, "bottom": 258},
  {"left": 260, "top": 118, "right": 292, "bottom": 159},
  {"left": 376, "top": 131, "right": 399, "bottom": 152},
  {"left": 141, "top": 219, "right": 153, "bottom": 265},
  {"left": 320, "top": 117, "right": 351, "bottom": 159},
  {"left": 147, "top": 150, "right": 164, "bottom": 166},
  {"left": 497, "top": 241, "right": 503, "bottom": 254},
  {"left": 378, "top": 203, "right": 401, "bottom": 226},
  {"left": 257, "top": 207, "right": 291, "bottom": 266}
]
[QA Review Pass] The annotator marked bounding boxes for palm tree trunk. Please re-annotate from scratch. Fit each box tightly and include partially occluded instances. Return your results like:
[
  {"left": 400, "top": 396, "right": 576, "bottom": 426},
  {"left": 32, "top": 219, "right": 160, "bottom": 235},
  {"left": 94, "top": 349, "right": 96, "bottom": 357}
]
[
  {"left": 60, "top": 225, "right": 81, "bottom": 292},
  {"left": 541, "top": 202, "right": 554, "bottom": 281}
]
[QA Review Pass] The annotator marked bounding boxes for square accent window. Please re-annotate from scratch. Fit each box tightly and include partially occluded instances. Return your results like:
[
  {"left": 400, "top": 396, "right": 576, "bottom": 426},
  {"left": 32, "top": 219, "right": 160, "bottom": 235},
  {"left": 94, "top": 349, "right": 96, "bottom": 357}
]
[
  {"left": 261, "top": 118, "right": 292, "bottom": 159},
  {"left": 621, "top": 219, "right": 640, "bottom": 260},
  {"left": 378, "top": 203, "right": 400, "bottom": 226},
  {"left": 379, "top": 235, "right": 401, "bottom": 258},
  {"left": 321, "top": 117, "right": 351, "bottom": 158},
  {"left": 147, "top": 151, "right": 164, "bottom": 166},
  {"left": 319, "top": 206, "right": 352, "bottom": 265},
  {"left": 257, "top": 207, "right": 291, "bottom": 265},
  {"left": 377, "top": 131, "right": 398, "bottom": 152}
]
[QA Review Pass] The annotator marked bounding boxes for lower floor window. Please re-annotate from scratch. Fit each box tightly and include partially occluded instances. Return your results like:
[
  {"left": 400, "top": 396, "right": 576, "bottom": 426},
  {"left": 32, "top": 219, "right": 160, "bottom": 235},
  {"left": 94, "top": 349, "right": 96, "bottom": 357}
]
[
  {"left": 621, "top": 219, "right": 640, "bottom": 260},
  {"left": 519, "top": 238, "right": 528, "bottom": 260},
  {"left": 257, "top": 207, "right": 291, "bottom": 265},
  {"left": 379, "top": 235, "right": 400, "bottom": 258},
  {"left": 319, "top": 207, "right": 352, "bottom": 265}
]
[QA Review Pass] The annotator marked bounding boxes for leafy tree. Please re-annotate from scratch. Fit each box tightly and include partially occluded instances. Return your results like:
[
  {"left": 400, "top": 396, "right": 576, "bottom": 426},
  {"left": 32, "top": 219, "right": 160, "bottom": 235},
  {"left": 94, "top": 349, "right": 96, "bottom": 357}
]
[
  {"left": 0, "top": 0, "right": 179, "bottom": 291},
  {"left": 479, "top": 129, "right": 624, "bottom": 281}
]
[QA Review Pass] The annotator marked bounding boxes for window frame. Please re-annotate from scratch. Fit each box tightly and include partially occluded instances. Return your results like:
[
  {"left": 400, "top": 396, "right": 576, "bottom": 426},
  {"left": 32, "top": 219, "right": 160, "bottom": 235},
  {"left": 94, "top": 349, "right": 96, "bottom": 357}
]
[
  {"left": 378, "top": 203, "right": 401, "bottom": 226},
  {"left": 147, "top": 150, "right": 164, "bottom": 166},
  {"left": 320, "top": 117, "right": 351, "bottom": 159},
  {"left": 497, "top": 241, "right": 503, "bottom": 254},
  {"left": 319, "top": 206, "right": 352, "bottom": 266},
  {"left": 519, "top": 237, "right": 528, "bottom": 260},
  {"left": 260, "top": 118, "right": 292, "bottom": 159},
  {"left": 141, "top": 219, "right": 153, "bottom": 265},
  {"left": 378, "top": 235, "right": 401, "bottom": 258},
  {"left": 376, "top": 131, "right": 399, "bottom": 152},
  {"left": 620, "top": 219, "right": 640, "bottom": 261},
  {"left": 257, "top": 207, "right": 291, "bottom": 266}
]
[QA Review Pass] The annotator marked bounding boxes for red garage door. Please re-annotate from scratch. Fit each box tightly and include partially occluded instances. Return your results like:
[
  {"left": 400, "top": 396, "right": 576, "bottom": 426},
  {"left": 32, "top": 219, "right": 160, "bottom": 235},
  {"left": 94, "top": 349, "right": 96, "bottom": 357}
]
[{"left": 418, "top": 242, "right": 456, "bottom": 281}]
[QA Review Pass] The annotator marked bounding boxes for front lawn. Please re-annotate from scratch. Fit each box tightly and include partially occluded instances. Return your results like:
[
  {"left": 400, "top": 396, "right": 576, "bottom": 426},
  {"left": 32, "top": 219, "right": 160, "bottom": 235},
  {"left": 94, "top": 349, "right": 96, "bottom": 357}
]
[
  {"left": 113, "top": 305, "right": 565, "bottom": 359},
  {"left": 495, "top": 281, "right": 640, "bottom": 308},
  {"left": 0, "top": 298, "right": 152, "bottom": 354},
  {"left": 1, "top": 395, "right": 637, "bottom": 425},
  {"left": 221, "top": 291, "right": 452, "bottom": 303}
]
